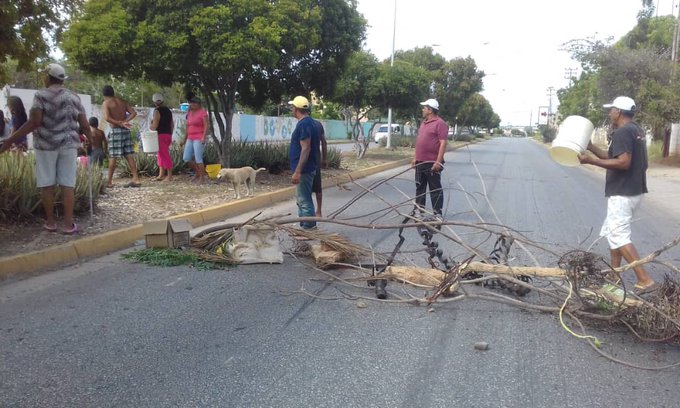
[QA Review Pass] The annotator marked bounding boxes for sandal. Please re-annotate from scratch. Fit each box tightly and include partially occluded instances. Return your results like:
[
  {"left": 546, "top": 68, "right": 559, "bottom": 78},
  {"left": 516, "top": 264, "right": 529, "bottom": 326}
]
[
  {"left": 43, "top": 223, "right": 58, "bottom": 232},
  {"left": 61, "top": 223, "right": 79, "bottom": 235},
  {"left": 633, "top": 282, "right": 660, "bottom": 296}
]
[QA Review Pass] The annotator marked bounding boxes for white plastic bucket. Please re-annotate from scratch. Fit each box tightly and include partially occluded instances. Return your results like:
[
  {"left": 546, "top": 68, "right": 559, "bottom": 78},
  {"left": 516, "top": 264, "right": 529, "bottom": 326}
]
[
  {"left": 141, "top": 130, "right": 159, "bottom": 153},
  {"left": 550, "top": 115, "right": 594, "bottom": 167}
]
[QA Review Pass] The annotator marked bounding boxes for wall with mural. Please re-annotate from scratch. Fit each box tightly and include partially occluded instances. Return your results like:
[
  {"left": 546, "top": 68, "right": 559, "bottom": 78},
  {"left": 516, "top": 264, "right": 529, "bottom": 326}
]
[{"left": 92, "top": 106, "right": 380, "bottom": 143}]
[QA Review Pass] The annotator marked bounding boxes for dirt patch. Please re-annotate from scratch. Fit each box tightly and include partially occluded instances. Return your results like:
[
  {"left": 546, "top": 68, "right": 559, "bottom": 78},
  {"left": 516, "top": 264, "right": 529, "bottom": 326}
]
[{"left": 0, "top": 147, "right": 414, "bottom": 258}]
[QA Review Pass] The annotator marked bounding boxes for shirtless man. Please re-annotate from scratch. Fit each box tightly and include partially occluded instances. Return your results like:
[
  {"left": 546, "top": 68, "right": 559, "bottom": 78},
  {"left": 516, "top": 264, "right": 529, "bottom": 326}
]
[
  {"left": 102, "top": 85, "right": 141, "bottom": 188},
  {"left": 88, "top": 117, "right": 108, "bottom": 166}
]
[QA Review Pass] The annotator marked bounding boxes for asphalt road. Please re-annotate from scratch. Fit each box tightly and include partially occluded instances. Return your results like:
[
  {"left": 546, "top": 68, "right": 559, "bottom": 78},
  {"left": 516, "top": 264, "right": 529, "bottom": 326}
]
[{"left": 2, "top": 138, "right": 680, "bottom": 407}]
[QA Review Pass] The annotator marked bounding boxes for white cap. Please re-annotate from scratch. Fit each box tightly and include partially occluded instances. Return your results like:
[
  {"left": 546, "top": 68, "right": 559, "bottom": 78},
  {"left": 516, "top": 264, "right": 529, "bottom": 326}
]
[
  {"left": 420, "top": 98, "right": 439, "bottom": 110},
  {"left": 152, "top": 93, "right": 164, "bottom": 103},
  {"left": 42, "top": 63, "right": 68, "bottom": 80},
  {"left": 603, "top": 96, "right": 636, "bottom": 111}
]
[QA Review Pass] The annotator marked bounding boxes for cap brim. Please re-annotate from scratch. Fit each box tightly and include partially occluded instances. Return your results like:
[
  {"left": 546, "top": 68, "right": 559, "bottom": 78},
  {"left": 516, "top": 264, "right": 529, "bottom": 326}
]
[{"left": 419, "top": 102, "right": 428, "bottom": 106}]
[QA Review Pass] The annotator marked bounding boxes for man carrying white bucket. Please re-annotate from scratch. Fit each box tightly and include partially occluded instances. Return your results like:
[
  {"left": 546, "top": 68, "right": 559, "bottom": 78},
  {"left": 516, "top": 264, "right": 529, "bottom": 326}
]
[{"left": 578, "top": 96, "right": 657, "bottom": 295}]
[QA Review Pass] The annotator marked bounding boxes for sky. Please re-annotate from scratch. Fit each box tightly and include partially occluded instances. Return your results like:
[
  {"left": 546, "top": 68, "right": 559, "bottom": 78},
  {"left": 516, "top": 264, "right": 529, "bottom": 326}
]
[{"left": 356, "top": 0, "right": 679, "bottom": 126}]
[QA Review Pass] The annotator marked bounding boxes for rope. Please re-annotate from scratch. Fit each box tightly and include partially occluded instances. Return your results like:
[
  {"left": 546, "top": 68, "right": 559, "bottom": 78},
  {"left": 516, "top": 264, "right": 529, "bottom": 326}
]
[{"left": 559, "top": 281, "right": 602, "bottom": 348}]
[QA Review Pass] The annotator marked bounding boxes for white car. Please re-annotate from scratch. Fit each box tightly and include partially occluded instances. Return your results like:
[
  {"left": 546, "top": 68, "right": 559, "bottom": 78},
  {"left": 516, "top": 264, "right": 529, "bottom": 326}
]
[{"left": 374, "top": 124, "right": 400, "bottom": 143}]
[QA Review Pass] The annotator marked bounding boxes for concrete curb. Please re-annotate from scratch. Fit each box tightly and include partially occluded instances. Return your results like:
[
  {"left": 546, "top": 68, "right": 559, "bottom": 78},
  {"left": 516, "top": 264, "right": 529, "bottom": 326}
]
[{"left": 0, "top": 157, "right": 412, "bottom": 280}]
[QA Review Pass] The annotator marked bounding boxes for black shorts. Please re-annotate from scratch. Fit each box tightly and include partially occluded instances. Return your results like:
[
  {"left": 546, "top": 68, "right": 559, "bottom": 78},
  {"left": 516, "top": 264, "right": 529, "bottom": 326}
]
[{"left": 312, "top": 167, "right": 322, "bottom": 193}]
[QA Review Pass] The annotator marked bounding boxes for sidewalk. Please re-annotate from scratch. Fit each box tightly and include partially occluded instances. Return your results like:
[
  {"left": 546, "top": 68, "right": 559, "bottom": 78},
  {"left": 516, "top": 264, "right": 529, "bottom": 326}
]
[{"left": 0, "top": 158, "right": 412, "bottom": 280}]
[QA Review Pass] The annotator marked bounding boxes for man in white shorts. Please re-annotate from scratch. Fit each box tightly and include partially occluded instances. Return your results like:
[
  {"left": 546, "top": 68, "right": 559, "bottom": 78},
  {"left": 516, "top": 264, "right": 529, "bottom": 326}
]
[
  {"left": 578, "top": 96, "right": 657, "bottom": 295},
  {"left": 0, "top": 63, "right": 92, "bottom": 234}
]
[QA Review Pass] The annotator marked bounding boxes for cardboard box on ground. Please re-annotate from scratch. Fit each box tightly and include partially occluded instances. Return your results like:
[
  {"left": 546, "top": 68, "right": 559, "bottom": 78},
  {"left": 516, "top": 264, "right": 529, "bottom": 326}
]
[{"left": 144, "top": 219, "right": 193, "bottom": 248}]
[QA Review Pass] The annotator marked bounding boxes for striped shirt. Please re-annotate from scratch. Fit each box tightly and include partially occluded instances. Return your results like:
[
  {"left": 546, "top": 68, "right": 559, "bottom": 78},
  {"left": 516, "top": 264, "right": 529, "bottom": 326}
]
[{"left": 31, "top": 86, "right": 86, "bottom": 151}]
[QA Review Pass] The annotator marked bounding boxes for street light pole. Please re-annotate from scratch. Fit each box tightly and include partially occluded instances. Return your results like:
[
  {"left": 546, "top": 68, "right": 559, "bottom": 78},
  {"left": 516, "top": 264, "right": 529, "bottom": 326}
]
[{"left": 386, "top": 0, "right": 397, "bottom": 149}]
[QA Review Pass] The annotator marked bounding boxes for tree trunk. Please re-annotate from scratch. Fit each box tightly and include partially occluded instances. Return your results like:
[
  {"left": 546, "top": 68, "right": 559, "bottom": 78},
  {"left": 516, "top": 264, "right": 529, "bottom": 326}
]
[
  {"left": 201, "top": 76, "right": 236, "bottom": 168},
  {"left": 352, "top": 118, "right": 369, "bottom": 159}
]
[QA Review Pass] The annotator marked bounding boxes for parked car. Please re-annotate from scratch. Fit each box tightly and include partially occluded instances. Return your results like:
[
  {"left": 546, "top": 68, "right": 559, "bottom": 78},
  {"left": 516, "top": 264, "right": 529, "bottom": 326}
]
[{"left": 374, "top": 124, "right": 400, "bottom": 143}]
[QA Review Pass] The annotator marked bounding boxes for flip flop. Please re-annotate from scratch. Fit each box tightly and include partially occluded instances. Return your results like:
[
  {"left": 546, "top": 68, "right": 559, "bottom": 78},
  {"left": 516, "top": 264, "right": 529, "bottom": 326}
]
[
  {"left": 61, "top": 223, "right": 79, "bottom": 235},
  {"left": 43, "top": 223, "right": 57, "bottom": 232},
  {"left": 634, "top": 282, "right": 660, "bottom": 296}
]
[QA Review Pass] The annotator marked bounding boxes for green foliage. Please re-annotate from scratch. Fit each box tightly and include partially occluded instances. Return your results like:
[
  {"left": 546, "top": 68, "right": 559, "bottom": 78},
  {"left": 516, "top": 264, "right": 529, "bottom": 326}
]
[
  {"left": 457, "top": 93, "right": 497, "bottom": 130},
  {"left": 541, "top": 127, "right": 557, "bottom": 143},
  {"left": 121, "top": 248, "right": 224, "bottom": 270},
  {"left": 560, "top": 12, "right": 680, "bottom": 135},
  {"left": 453, "top": 134, "right": 475, "bottom": 142},
  {"left": 63, "top": 0, "right": 365, "bottom": 168},
  {"left": 0, "top": 0, "right": 83, "bottom": 84},
  {"left": 647, "top": 139, "right": 664, "bottom": 161},
  {"left": 0, "top": 152, "right": 104, "bottom": 219},
  {"left": 390, "top": 135, "right": 417, "bottom": 148},
  {"left": 202, "top": 143, "right": 220, "bottom": 166},
  {"left": 434, "top": 57, "right": 485, "bottom": 122},
  {"left": 326, "top": 147, "right": 342, "bottom": 168},
  {"left": 117, "top": 144, "right": 186, "bottom": 178},
  {"left": 373, "top": 60, "right": 430, "bottom": 121},
  {"left": 556, "top": 72, "right": 602, "bottom": 125},
  {"left": 117, "top": 140, "right": 343, "bottom": 176}
]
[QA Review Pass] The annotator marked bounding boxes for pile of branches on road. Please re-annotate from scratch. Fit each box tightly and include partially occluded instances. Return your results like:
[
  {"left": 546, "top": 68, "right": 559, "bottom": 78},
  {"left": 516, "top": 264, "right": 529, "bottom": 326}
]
[{"left": 145, "top": 165, "right": 680, "bottom": 369}]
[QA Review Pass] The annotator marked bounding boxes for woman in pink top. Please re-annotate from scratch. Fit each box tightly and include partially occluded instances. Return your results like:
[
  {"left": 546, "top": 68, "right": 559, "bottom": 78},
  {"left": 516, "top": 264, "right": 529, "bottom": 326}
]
[{"left": 182, "top": 97, "right": 209, "bottom": 183}]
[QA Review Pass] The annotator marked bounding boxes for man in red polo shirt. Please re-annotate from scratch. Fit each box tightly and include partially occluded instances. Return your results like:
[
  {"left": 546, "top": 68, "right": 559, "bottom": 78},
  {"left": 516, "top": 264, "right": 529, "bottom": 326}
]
[{"left": 411, "top": 98, "right": 448, "bottom": 216}]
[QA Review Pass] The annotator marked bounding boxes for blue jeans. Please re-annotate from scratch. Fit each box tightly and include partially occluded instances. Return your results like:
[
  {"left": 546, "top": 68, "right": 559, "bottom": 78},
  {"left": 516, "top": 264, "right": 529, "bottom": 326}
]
[
  {"left": 296, "top": 172, "right": 316, "bottom": 229},
  {"left": 182, "top": 139, "right": 204, "bottom": 164}
]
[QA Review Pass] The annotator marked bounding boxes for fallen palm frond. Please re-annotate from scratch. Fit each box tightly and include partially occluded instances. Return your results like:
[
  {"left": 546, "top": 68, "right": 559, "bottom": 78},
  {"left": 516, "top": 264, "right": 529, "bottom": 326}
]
[
  {"left": 192, "top": 228, "right": 234, "bottom": 252},
  {"left": 276, "top": 224, "right": 379, "bottom": 262}
]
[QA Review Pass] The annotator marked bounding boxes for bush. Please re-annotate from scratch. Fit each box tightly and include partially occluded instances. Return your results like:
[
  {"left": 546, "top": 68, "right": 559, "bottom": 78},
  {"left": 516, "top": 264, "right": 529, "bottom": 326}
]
[
  {"left": 326, "top": 147, "right": 342, "bottom": 168},
  {"left": 647, "top": 139, "right": 663, "bottom": 162},
  {"left": 0, "top": 152, "right": 104, "bottom": 219},
  {"left": 454, "top": 134, "right": 475, "bottom": 142},
  {"left": 391, "top": 135, "right": 417, "bottom": 148},
  {"left": 116, "top": 140, "right": 342, "bottom": 178},
  {"left": 542, "top": 127, "right": 557, "bottom": 143}
]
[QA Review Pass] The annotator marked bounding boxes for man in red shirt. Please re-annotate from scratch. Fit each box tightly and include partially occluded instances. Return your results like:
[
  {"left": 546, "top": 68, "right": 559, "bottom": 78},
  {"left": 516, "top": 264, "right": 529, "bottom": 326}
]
[{"left": 411, "top": 98, "right": 448, "bottom": 216}]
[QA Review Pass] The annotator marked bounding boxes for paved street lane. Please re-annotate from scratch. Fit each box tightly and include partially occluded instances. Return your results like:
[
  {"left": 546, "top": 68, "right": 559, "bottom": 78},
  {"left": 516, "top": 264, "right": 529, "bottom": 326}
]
[{"left": 2, "top": 138, "right": 679, "bottom": 407}]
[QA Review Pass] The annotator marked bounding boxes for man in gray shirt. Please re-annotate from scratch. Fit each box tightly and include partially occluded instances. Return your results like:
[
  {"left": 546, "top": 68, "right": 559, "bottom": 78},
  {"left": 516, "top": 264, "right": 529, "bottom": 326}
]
[{"left": 0, "top": 63, "right": 92, "bottom": 234}]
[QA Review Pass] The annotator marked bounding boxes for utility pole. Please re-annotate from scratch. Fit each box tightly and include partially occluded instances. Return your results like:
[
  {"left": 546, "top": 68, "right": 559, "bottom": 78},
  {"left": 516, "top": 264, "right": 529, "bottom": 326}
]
[
  {"left": 385, "top": 0, "right": 397, "bottom": 149},
  {"left": 564, "top": 68, "right": 578, "bottom": 86},
  {"left": 672, "top": 2, "right": 680, "bottom": 63},
  {"left": 546, "top": 87, "right": 554, "bottom": 127}
]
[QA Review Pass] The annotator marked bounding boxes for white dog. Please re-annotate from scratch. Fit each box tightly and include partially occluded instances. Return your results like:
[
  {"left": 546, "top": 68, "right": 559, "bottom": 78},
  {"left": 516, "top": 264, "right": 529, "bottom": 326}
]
[{"left": 216, "top": 167, "right": 267, "bottom": 199}]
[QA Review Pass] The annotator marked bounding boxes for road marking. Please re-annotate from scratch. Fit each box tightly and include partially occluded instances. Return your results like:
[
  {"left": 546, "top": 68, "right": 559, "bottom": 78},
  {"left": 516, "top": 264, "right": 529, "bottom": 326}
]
[{"left": 165, "top": 277, "right": 183, "bottom": 287}]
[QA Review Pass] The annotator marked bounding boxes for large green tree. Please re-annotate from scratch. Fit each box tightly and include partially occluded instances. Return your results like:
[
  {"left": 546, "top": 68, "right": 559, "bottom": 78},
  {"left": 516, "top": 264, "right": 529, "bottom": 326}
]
[
  {"left": 372, "top": 60, "right": 430, "bottom": 126},
  {"left": 457, "top": 93, "right": 498, "bottom": 131},
  {"left": 332, "top": 50, "right": 380, "bottom": 157},
  {"left": 559, "top": 0, "right": 680, "bottom": 141},
  {"left": 434, "top": 57, "right": 485, "bottom": 122},
  {"left": 383, "top": 47, "right": 489, "bottom": 126},
  {"left": 0, "top": 0, "right": 82, "bottom": 84},
  {"left": 63, "top": 0, "right": 365, "bottom": 167}
]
